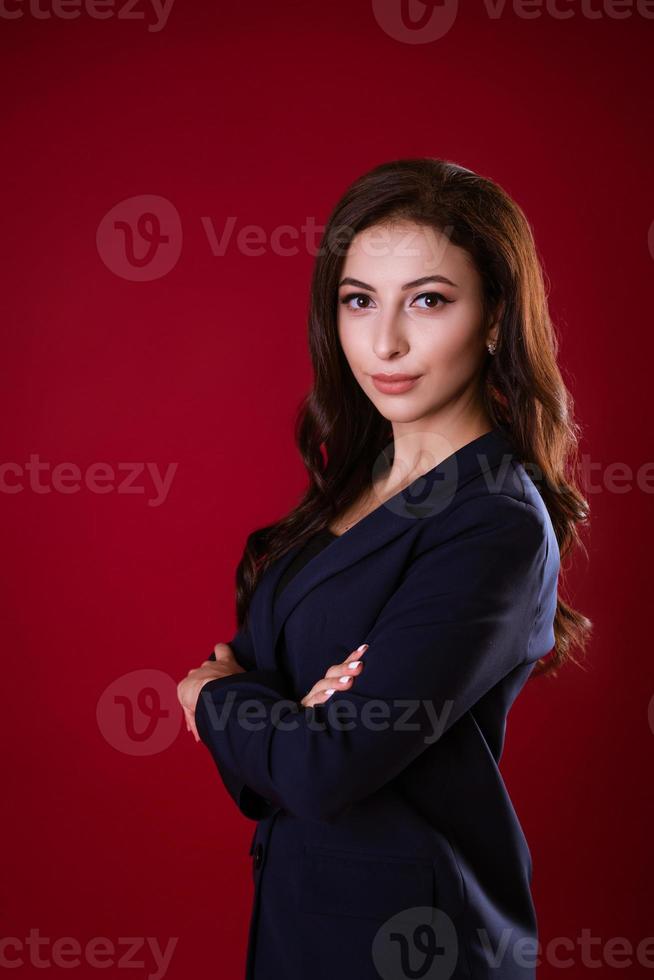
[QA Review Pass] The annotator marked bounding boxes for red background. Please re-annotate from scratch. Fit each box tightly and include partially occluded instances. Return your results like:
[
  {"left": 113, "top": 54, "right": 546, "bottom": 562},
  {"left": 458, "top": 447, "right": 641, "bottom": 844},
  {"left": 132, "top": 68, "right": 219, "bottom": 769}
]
[{"left": 2, "top": 1, "right": 653, "bottom": 977}]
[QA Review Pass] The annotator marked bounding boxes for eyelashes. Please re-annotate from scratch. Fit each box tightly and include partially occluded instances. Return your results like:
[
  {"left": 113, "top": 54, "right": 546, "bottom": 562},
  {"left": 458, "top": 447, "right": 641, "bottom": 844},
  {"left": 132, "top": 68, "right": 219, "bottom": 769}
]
[{"left": 339, "top": 291, "right": 453, "bottom": 312}]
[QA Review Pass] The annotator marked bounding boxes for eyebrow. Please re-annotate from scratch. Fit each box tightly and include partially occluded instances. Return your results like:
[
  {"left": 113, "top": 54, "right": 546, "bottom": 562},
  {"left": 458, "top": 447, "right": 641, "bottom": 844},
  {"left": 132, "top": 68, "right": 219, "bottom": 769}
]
[{"left": 338, "top": 274, "right": 459, "bottom": 291}]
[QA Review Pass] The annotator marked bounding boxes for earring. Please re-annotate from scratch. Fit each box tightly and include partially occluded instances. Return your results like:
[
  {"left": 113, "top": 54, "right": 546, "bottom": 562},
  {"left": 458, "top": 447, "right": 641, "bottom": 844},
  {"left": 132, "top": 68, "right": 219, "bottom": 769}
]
[{"left": 487, "top": 341, "right": 497, "bottom": 355}]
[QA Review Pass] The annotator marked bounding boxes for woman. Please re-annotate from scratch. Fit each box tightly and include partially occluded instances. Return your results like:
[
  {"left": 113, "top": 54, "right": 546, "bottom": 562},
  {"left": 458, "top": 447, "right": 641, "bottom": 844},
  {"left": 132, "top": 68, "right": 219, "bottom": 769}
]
[{"left": 177, "top": 158, "right": 592, "bottom": 980}]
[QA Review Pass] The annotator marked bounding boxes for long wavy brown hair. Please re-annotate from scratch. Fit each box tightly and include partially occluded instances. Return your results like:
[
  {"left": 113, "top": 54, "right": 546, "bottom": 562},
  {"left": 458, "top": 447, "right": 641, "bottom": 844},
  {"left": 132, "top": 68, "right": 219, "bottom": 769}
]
[{"left": 231, "top": 157, "right": 592, "bottom": 678}]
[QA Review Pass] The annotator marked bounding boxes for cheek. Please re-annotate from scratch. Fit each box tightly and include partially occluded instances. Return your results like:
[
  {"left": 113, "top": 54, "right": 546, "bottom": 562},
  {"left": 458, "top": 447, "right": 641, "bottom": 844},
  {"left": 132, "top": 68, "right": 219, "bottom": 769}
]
[
  {"left": 417, "top": 310, "right": 481, "bottom": 372},
  {"left": 337, "top": 317, "right": 365, "bottom": 365},
  {"left": 336, "top": 314, "right": 347, "bottom": 352}
]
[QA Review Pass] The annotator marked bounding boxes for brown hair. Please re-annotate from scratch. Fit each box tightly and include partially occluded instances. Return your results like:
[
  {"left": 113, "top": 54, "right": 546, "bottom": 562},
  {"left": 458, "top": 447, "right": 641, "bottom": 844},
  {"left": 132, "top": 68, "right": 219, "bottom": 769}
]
[{"left": 231, "top": 158, "right": 592, "bottom": 678}]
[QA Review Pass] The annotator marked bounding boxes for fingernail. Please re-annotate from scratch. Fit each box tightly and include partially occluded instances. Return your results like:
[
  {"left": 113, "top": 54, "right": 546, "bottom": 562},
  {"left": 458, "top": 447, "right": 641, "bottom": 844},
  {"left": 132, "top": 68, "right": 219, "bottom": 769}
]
[
  {"left": 348, "top": 661, "right": 361, "bottom": 669},
  {"left": 339, "top": 676, "right": 350, "bottom": 683},
  {"left": 325, "top": 688, "right": 335, "bottom": 695},
  {"left": 357, "top": 644, "right": 369, "bottom": 652}
]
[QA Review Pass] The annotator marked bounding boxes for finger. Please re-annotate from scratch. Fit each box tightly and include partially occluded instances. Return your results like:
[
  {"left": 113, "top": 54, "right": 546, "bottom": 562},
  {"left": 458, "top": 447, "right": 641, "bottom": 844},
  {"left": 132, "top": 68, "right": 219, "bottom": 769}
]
[
  {"left": 184, "top": 706, "right": 200, "bottom": 742},
  {"left": 324, "top": 660, "right": 363, "bottom": 680},
  {"left": 301, "top": 677, "right": 338, "bottom": 706},
  {"left": 300, "top": 645, "right": 369, "bottom": 707},
  {"left": 178, "top": 682, "right": 197, "bottom": 714},
  {"left": 323, "top": 644, "right": 369, "bottom": 679},
  {"left": 308, "top": 674, "right": 356, "bottom": 706},
  {"left": 345, "top": 643, "right": 368, "bottom": 661},
  {"left": 302, "top": 685, "right": 336, "bottom": 708},
  {"left": 178, "top": 680, "right": 201, "bottom": 714}
]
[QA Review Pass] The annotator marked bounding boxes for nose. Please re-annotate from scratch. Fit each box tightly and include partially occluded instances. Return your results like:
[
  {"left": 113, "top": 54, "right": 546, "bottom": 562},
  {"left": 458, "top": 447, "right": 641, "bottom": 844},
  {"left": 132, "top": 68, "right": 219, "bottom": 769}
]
[{"left": 372, "top": 309, "right": 409, "bottom": 360}]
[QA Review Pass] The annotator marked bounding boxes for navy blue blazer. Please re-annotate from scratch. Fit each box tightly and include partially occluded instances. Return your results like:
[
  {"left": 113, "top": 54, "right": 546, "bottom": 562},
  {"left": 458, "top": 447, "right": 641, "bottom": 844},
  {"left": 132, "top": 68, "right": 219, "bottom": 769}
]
[{"left": 196, "top": 426, "right": 560, "bottom": 980}]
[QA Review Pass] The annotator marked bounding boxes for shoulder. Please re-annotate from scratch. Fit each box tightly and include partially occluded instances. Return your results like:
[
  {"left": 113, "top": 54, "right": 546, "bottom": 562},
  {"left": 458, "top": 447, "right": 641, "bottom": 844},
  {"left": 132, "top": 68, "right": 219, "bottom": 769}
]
[{"left": 413, "top": 458, "right": 549, "bottom": 561}]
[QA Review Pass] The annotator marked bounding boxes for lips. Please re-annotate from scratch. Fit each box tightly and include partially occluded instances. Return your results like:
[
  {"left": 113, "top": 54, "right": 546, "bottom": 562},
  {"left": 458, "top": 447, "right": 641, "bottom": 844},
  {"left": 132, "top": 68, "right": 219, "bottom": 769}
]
[{"left": 370, "top": 373, "right": 423, "bottom": 395}]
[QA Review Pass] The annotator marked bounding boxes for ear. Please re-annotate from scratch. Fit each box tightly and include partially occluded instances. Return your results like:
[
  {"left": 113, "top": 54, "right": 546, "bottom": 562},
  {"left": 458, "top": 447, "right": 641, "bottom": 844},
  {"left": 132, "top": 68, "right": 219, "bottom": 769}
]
[{"left": 485, "top": 298, "right": 505, "bottom": 347}]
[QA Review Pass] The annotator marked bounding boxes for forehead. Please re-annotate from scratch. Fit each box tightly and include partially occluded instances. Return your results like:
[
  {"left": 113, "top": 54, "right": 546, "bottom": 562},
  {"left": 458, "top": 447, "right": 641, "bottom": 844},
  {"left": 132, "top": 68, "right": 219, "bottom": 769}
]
[{"left": 341, "top": 221, "right": 477, "bottom": 284}]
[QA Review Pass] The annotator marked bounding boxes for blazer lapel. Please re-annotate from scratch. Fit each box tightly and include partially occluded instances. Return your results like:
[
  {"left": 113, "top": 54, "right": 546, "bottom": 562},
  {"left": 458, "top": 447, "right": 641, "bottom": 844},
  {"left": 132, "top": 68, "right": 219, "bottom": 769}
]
[{"left": 254, "top": 426, "right": 517, "bottom": 671}]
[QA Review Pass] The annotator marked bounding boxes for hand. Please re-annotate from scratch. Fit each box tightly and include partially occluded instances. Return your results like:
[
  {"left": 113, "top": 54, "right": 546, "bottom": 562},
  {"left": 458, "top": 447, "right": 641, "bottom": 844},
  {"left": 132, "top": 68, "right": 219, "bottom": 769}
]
[
  {"left": 300, "top": 644, "right": 369, "bottom": 708},
  {"left": 177, "top": 643, "right": 245, "bottom": 742}
]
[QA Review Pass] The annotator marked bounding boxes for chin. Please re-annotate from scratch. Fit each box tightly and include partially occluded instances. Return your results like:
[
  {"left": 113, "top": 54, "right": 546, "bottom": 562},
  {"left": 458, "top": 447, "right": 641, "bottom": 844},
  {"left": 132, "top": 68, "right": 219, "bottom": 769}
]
[{"left": 373, "top": 399, "right": 431, "bottom": 425}]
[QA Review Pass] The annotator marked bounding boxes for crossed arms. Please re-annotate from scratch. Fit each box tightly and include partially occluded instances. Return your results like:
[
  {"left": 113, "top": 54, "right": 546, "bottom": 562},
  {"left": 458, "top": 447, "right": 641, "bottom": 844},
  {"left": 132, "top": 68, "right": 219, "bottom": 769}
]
[{"left": 196, "top": 496, "right": 546, "bottom": 822}]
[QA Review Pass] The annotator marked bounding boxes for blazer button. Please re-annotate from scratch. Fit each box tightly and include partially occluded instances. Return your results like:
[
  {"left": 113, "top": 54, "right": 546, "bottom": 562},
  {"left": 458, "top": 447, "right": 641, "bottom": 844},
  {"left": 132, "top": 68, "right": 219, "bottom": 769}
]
[{"left": 253, "top": 843, "right": 263, "bottom": 869}]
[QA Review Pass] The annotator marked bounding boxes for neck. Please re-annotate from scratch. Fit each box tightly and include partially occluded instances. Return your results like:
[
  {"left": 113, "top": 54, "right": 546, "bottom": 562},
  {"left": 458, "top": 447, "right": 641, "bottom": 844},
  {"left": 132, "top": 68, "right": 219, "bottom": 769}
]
[{"left": 382, "top": 412, "right": 494, "bottom": 497}]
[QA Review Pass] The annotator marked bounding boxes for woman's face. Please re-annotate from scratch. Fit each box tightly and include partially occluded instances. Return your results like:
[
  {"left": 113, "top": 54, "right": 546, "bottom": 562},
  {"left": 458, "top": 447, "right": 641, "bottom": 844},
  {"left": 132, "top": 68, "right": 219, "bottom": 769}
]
[{"left": 336, "top": 221, "right": 497, "bottom": 425}]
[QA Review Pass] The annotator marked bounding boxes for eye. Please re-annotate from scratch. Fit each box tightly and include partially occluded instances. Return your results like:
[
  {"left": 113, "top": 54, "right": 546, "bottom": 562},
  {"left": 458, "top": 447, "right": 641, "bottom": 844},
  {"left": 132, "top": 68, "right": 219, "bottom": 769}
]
[
  {"left": 339, "top": 291, "right": 453, "bottom": 313},
  {"left": 412, "top": 291, "right": 451, "bottom": 310},
  {"left": 339, "top": 292, "right": 376, "bottom": 311}
]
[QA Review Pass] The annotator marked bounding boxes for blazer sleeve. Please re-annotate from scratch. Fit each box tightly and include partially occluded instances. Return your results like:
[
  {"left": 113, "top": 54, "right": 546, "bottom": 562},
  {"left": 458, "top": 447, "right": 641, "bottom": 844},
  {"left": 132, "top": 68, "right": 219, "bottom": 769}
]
[
  {"left": 203, "top": 619, "right": 281, "bottom": 820},
  {"left": 207, "top": 619, "right": 257, "bottom": 671},
  {"left": 195, "top": 496, "right": 547, "bottom": 823}
]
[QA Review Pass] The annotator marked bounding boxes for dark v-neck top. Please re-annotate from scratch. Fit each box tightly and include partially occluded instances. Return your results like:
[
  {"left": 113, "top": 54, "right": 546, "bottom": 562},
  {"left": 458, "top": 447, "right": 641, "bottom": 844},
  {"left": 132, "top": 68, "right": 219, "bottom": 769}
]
[
  {"left": 207, "top": 529, "right": 339, "bottom": 669},
  {"left": 273, "top": 527, "right": 338, "bottom": 606}
]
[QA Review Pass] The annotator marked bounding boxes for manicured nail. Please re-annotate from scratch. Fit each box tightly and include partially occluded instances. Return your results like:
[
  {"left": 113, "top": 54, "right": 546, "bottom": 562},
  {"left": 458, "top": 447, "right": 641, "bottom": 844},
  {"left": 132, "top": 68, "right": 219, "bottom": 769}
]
[
  {"left": 357, "top": 644, "right": 369, "bottom": 652},
  {"left": 339, "top": 676, "right": 350, "bottom": 683},
  {"left": 348, "top": 661, "right": 361, "bottom": 669},
  {"left": 325, "top": 688, "right": 335, "bottom": 695}
]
